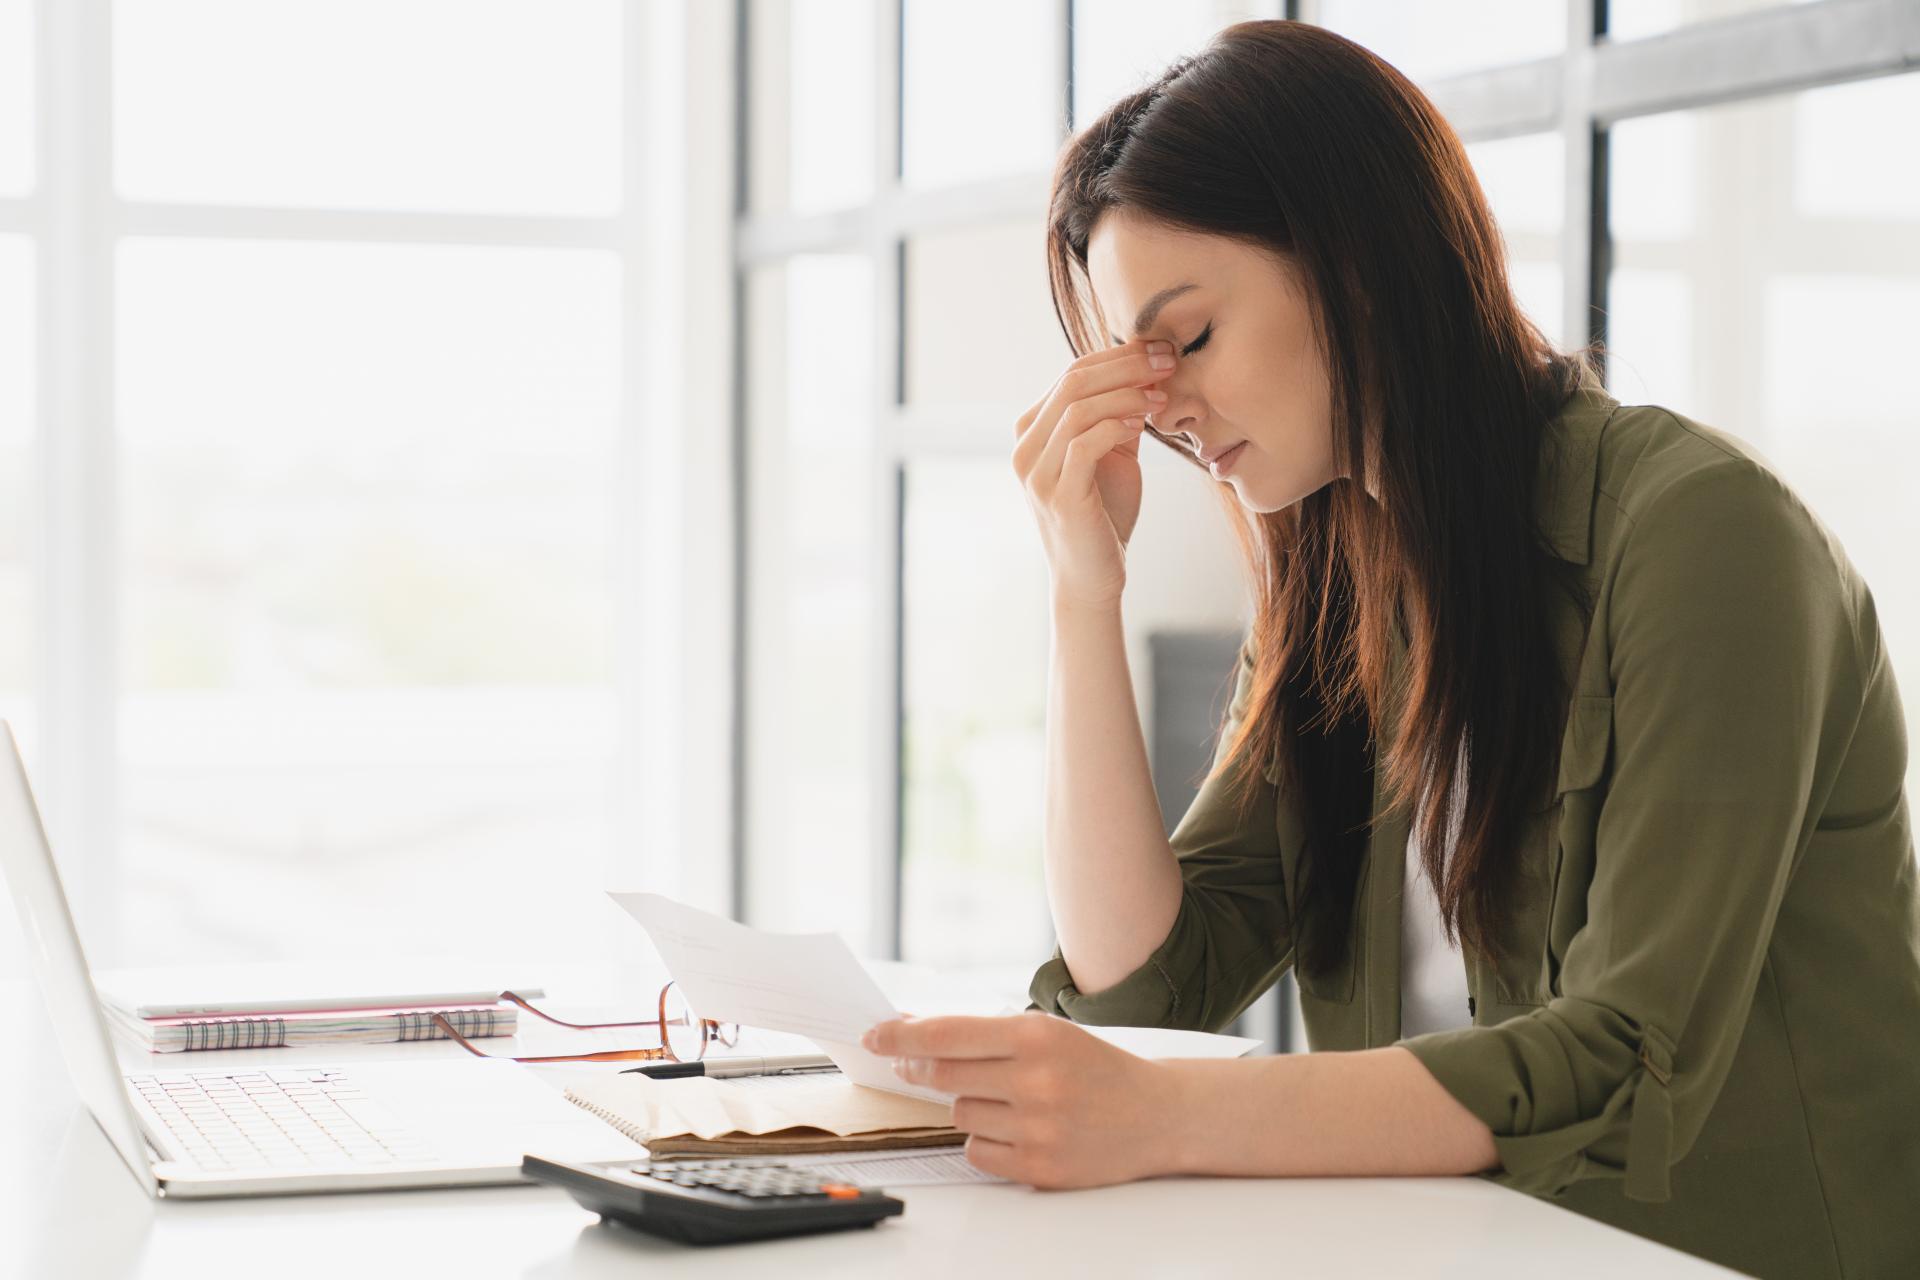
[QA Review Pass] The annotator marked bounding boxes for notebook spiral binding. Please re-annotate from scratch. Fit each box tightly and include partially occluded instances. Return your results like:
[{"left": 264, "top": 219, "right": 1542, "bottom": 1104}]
[
  {"left": 561, "top": 1090, "right": 652, "bottom": 1146},
  {"left": 176, "top": 1006, "right": 510, "bottom": 1051}
]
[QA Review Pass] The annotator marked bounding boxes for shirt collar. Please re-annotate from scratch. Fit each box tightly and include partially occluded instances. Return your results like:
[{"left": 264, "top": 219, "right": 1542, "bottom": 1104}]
[{"left": 1535, "top": 365, "right": 1618, "bottom": 566}]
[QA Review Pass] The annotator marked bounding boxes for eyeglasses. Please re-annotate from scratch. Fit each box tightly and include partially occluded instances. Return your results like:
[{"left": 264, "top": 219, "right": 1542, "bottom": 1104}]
[{"left": 431, "top": 982, "right": 741, "bottom": 1065}]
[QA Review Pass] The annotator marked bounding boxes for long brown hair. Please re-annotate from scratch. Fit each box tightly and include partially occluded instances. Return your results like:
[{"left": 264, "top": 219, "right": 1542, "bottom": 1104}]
[{"left": 1043, "top": 19, "right": 1603, "bottom": 978}]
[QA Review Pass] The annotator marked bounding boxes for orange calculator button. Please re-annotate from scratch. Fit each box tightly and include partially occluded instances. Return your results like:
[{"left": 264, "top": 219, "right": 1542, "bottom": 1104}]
[{"left": 820, "top": 1183, "right": 861, "bottom": 1199}]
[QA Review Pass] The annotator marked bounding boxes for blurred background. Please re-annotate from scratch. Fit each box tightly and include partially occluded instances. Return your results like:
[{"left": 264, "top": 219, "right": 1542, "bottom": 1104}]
[{"left": 0, "top": 0, "right": 1915, "bottom": 1045}]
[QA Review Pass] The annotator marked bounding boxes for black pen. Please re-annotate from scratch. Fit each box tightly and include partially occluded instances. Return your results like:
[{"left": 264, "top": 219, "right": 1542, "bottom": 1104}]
[{"left": 620, "top": 1053, "right": 840, "bottom": 1080}]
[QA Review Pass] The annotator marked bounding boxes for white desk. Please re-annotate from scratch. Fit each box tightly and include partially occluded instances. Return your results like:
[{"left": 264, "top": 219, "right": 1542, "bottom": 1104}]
[{"left": 0, "top": 972, "right": 1742, "bottom": 1279}]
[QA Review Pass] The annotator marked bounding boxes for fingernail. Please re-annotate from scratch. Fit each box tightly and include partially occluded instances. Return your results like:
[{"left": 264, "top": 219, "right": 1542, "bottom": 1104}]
[
  {"left": 893, "top": 1057, "right": 917, "bottom": 1080},
  {"left": 862, "top": 1028, "right": 879, "bottom": 1051},
  {"left": 1147, "top": 340, "right": 1174, "bottom": 355}
]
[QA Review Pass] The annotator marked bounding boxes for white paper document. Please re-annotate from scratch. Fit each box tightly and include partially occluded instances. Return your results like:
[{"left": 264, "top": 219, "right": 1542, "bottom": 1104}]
[
  {"left": 608, "top": 892, "right": 1263, "bottom": 1105},
  {"left": 609, "top": 891, "right": 952, "bottom": 1102},
  {"left": 1071, "top": 1023, "right": 1264, "bottom": 1060}
]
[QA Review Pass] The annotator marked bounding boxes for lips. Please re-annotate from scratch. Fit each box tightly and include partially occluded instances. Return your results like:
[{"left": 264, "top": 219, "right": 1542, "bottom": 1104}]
[
  {"left": 1198, "top": 440, "right": 1244, "bottom": 465},
  {"left": 1205, "top": 441, "right": 1249, "bottom": 480}
]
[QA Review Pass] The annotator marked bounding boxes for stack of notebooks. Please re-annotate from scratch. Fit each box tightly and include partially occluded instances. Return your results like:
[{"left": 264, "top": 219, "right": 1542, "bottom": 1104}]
[
  {"left": 562, "top": 1072, "right": 959, "bottom": 1158},
  {"left": 94, "top": 964, "right": 543, "bottom": 1054}
]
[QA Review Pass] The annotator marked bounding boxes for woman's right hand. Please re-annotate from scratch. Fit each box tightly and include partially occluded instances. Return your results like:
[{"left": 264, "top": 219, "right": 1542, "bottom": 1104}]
[{"left": 1011, "top": 338, "right": 1177, "bottom": 611}]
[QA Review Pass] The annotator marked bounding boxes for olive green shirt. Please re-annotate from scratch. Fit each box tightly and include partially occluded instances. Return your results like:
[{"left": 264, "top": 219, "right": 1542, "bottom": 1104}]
[{"left": 1028, "top": 374, "right": 1920, "bottom": 1279}]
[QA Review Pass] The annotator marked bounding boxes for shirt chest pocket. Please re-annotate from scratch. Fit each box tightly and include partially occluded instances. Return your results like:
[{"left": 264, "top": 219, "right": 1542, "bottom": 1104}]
[{"left": 1545, "top": 694, "right": 1615, "bottom": 991}]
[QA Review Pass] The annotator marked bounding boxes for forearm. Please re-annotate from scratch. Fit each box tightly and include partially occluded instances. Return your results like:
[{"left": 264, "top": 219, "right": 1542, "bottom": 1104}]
[
  {"left": 1043, "top": 595, "right": 1182, "bottom": 994},
  {"left": 1155, "top": 1046, "right": 1500, "bottom": 1178}
]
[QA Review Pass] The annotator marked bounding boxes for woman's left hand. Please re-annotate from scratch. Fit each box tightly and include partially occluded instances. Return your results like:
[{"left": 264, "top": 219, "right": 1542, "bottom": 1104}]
[{"left": 861, "top": 1010, "right": 1186, "bottom": 1189}]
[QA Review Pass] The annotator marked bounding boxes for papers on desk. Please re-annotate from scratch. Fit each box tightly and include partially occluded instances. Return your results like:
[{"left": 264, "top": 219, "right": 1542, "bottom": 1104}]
[
  {"left": 563, "top": 1069, "right": 962, "bottom": 1158},
  {"left": 606, "top": 892, "right": 1263, "bottom": 1105},
  {"left": 610, "top": 891, "right": 950, "bottom": 1102}
]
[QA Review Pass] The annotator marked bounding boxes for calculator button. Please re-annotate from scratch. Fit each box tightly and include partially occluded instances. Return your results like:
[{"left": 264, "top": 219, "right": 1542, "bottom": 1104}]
[{"left": 820, "top": 1183, "right": 861, "bottom": 1200}]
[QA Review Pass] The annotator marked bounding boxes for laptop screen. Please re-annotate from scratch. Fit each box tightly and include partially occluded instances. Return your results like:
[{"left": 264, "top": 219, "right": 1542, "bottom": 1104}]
[{"left": 0, "top": 721, "right": 159, "bottom": 1194}]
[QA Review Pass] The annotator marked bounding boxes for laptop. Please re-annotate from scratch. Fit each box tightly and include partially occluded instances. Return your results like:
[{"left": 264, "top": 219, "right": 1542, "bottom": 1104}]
[{"left": 0, "top": 720, "right": 650, "bottom": 1198}]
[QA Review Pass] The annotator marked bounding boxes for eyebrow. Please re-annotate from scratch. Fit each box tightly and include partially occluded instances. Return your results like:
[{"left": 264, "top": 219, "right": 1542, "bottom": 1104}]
[{"left": 1107, "top": 282, "right": 1201, "bottom": 345}]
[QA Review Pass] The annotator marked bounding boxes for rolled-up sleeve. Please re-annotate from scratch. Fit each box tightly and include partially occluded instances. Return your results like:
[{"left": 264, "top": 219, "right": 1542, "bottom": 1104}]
[
  {"left": 1028, "top": 642, "right": 1294, "bottom": 1032},
  {"left": 1398, "top": 453, "right": 1865, "bottom": 1203}
]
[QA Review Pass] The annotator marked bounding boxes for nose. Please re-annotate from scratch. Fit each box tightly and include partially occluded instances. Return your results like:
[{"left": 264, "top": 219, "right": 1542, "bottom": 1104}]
[{"left": 1147, "top": 383, "right": 1201, "bottom": 443}]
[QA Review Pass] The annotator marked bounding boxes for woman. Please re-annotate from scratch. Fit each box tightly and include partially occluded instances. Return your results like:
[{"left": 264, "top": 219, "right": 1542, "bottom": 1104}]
[{"left": 859, "top": 19, "right": 1920, "bottom": 1280}]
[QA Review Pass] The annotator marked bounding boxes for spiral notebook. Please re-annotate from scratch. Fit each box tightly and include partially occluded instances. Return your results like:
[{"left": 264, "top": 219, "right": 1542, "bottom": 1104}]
[
  {"left": 92, "top": 961, "right": 547, "bottom": 1052},
  {"left": 93, "top": 961, "right": 546, "bottom": 1019},
  {"left": 103, "top": 1000, "right": 520, "bottom": 1053}
]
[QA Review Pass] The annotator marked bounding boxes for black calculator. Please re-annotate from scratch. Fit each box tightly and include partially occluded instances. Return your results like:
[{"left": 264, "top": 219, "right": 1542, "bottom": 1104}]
[{"left": 521, "top": 1154, "right": 906, "bottom": 1245}]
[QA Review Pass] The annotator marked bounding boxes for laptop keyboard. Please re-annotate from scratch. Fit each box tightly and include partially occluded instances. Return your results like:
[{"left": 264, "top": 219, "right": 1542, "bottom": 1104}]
[{"left": 128, "top": 1067, "right": 435, "bottom": 1170}]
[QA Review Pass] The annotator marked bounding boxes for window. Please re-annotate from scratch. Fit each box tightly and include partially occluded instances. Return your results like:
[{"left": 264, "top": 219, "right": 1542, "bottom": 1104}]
[
  {"left": 746, "top": 0, "right": 879, "bottom": 217},
  {"left": 117, "top": 237, "right": 623, "bottom": 967},
  {"left": 113, "top": 0, "right": 622, "bottom": 214},
  {"left": 1317, "top": 0, "right": 1568, "bottom": 81},
  {"left": 741, "top": 253, "right": 880, "bottom": 949},
  {"left": 1465, "top": 132, "right": 1568, "bottom": 347},
  {"left": 900, "top": 0, "right": 1062, "bottom": 190},
  {"left": 901, "top": 220, "right": 1071, "bottom": 416},
  {"left": 2, "top": 1, "right": 696, "bottom": 995},
  {"left": 1070, "top": 2, "right": 1276, "bottom": 127},
  {"left": 900, "top": 458, "right": 1051, "bottom": 970},
  {"left": 1607, "top": 73, "right": 1920, "bottom": 795},
  {"left": 1606, "top": 0, "right": 1823, "bottom": 43}
]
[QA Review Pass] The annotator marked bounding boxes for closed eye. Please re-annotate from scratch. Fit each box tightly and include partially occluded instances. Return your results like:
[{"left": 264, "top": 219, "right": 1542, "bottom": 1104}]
[{"left": 1105, "top": 323, "right": 1214, "bottom": 355}]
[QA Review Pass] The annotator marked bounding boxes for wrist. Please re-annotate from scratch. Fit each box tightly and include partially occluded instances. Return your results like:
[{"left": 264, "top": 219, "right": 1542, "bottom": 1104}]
[
  {"left": 1050, "top": 591, "right": 1123, "bottom": 623},
  {"left": 1147, "top": 1059, "right": 1209, "bottom": 1178}
]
